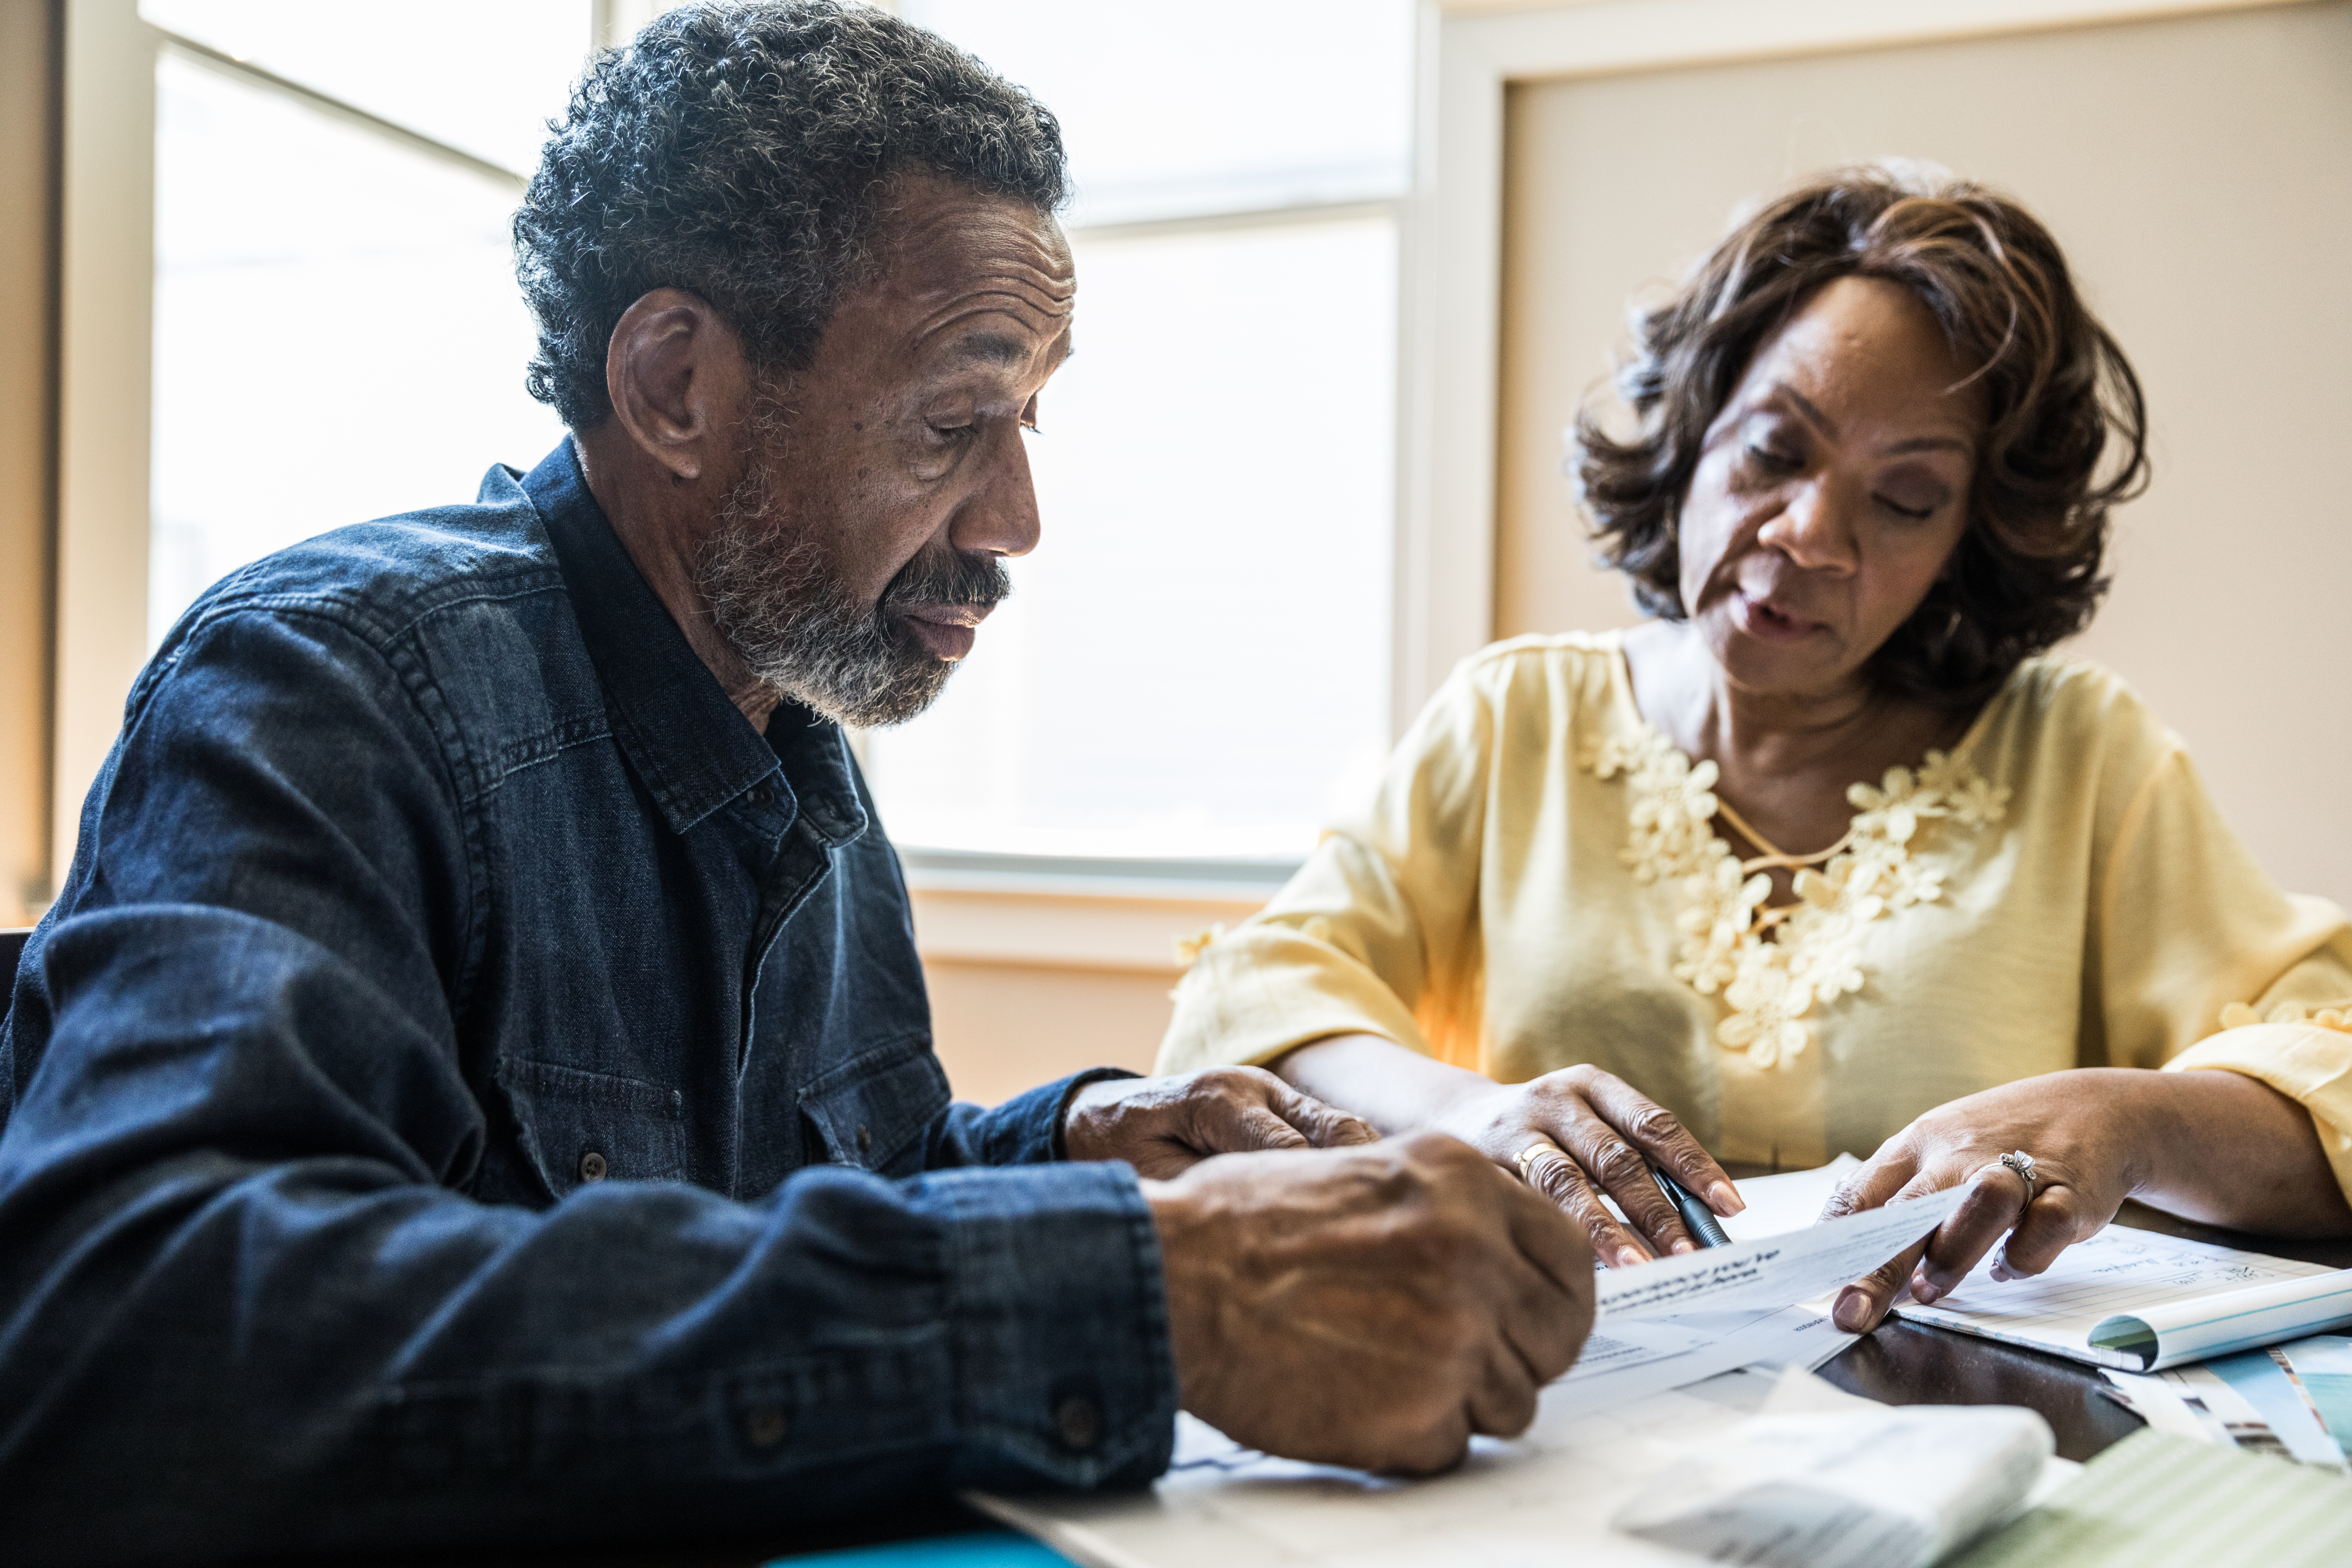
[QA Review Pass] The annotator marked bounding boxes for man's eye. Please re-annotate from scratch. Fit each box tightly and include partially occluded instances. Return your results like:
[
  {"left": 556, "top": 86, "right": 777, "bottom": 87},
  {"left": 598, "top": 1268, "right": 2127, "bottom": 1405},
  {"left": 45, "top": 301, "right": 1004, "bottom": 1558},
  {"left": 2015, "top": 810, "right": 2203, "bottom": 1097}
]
[{"left": 928, "top": 422, "right": 975, "bottom": 444}]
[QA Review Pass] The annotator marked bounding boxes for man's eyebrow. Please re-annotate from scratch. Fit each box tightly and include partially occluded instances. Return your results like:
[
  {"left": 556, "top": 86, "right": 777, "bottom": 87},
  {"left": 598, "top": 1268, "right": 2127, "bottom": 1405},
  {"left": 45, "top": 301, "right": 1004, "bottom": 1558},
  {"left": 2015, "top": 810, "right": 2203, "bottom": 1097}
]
[{"left": 946, "top": 330, "right": 1031, "bottom": 368}]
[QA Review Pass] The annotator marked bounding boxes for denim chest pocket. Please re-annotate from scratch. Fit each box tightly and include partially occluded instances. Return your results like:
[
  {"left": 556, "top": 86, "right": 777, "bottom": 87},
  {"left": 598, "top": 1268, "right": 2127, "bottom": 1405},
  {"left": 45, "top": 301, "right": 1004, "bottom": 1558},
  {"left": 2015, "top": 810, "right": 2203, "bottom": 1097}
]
[
  {"left": 498, "top": 1056, "right": 690, "bottom": 1199},
  {"left": 797, "top": 1040, "right": 950, "bottom": 1177}
]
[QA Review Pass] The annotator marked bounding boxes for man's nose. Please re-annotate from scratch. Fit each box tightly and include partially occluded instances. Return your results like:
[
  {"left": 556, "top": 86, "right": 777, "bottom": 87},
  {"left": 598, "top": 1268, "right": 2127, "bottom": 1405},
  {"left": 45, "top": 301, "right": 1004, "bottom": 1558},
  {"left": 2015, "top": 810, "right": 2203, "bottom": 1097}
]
[
  {"left": 947, "top": 422, "right": 1043, "bottom": 560},
  {"left": 1758, "top": 476, "right": 1859, "bottom": 574}
]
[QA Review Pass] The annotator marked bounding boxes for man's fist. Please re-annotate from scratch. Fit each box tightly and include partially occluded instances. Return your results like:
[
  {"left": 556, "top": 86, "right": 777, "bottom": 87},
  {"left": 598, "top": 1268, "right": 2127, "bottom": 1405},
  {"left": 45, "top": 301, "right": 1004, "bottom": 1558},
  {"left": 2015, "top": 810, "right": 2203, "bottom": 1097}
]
[
  {"left": 1146, "top": 1132, "right": 1594, "bottom": 1474},
  {"left": 1064, "top": 1065, "right": 1377, "bottom": 1177}
]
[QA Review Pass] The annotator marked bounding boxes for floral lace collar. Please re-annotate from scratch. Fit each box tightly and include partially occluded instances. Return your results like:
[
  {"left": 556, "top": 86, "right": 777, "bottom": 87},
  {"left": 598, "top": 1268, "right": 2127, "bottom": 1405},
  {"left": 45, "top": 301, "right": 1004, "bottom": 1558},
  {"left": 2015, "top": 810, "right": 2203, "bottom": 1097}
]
[{"left": 1579, "top": 712, "right": 2009, "bottom": 1070}]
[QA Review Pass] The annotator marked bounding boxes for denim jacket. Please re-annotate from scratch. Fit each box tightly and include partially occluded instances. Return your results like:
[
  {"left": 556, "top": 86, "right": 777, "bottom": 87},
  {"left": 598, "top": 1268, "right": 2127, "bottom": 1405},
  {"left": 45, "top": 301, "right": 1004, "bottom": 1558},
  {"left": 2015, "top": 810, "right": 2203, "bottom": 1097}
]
[{"left": 0, "top": 443, "right": 1176, "bottom": 1564}]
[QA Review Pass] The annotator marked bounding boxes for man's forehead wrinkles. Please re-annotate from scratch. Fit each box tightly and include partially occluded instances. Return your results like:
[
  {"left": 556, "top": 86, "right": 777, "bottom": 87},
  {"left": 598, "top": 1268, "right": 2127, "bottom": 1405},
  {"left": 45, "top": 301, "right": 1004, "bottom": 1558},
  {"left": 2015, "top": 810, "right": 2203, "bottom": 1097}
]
[
  {"left": 909, "top": 287, "right": 1074, "bottom": 352},
  {"left": 887, "top": 213, "right": 1074, "bottom": 287},
  {"left": 900, "top": 252, "right": 1075, "bottom": 304}
]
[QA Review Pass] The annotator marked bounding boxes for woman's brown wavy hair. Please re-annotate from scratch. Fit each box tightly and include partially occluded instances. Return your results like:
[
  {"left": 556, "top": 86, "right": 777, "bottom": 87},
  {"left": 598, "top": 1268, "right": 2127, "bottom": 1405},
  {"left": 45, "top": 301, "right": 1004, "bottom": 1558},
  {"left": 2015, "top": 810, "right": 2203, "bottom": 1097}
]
[{"left": 1574, "top": 164, "right": 2149, "bottom": 709}]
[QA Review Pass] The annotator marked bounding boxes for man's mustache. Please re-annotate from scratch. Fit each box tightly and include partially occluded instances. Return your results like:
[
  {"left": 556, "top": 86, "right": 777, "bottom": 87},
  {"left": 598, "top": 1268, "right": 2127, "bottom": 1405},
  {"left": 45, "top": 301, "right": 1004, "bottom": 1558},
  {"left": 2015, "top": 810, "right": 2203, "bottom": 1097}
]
[{"left": 880, "top": 545, "right": 1012, "bottom": 615}]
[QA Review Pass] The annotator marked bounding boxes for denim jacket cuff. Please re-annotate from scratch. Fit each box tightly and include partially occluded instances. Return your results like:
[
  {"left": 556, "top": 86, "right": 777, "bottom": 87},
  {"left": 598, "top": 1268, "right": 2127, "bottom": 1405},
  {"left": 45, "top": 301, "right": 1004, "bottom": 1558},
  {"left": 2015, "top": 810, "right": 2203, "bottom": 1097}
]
[
  {"left": 954, "top": 1068, "right": 1143, "bottom": 1166},
  {"left": 926, "top": 1161, "right": 1177, "bottom": 1490}
]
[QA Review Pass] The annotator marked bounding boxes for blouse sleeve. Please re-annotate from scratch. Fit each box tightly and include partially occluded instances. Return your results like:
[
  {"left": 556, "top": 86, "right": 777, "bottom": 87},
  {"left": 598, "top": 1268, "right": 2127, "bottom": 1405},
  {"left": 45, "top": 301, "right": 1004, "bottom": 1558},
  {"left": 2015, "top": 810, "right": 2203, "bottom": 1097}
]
[
  {"left": 1154, "top": 657, "right": 1502, "bottom": 1073},
  {"left": 2094, "top": 739, "right": 2352, "bottom": 1201}
]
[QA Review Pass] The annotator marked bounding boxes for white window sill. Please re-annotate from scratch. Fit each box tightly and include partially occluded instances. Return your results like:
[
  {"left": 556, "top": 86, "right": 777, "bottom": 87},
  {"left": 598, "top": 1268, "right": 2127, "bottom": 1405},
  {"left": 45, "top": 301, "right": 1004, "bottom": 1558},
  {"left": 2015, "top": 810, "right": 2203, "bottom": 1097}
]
[{"left": 899, "top": 850, "right": 1298, "bottom": 973}]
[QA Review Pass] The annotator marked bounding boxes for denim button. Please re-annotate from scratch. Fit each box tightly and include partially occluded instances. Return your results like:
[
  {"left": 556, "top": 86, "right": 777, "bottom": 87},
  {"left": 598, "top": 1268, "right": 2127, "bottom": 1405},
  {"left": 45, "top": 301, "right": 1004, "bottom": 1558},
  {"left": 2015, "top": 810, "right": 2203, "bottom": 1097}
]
[
  {"left": 578, "top": 1149, "right": 608, "bottom": 1183},
  {"left": 743, "top": 1404, "right": 788, "bottom": 1450},
  {"left": 1053, "top": 1395, "right": 1101, "bottom": 1451},
  {"left": 747, "top": 784, "right": 774, "bottom": 809},
  {"left": 855, "top": 1124, "right": 873, "bottom": 1155}
]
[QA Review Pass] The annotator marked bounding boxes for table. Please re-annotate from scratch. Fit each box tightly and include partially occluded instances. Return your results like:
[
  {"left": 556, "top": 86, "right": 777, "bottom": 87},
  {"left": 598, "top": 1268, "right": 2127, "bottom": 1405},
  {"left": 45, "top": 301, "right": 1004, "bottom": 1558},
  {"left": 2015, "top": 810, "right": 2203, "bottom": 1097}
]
[
  {"left": 379, "top": 1202, "right": 2352, "bottom": 1566},
  {"left": 748, "top": 1201, "right": 2352, "bottom": 1563},
  {"left": 1821, "top": 1200, "right": 2352, "bottom": 1462}
]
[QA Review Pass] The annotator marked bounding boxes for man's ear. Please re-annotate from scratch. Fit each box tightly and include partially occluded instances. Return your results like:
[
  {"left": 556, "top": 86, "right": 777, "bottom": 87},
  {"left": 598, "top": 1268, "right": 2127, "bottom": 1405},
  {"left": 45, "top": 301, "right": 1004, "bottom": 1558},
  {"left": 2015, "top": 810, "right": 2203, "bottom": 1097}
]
[{"left": 602, "top": 288, "right": 751, "bottom": 484}]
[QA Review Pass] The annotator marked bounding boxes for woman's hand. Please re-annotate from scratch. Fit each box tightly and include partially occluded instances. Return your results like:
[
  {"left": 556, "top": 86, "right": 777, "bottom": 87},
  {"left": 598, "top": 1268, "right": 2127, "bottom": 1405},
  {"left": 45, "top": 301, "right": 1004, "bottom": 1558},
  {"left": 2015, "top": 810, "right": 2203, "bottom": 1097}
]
[
  {"left": 1820, "top": 1073, "right": 2141, "bottom": 1332},
  {"left": 1424, "top": 1064, "right": 1744, "bottom": 1267},
  {"left": 1274, "top": 1035, "right": 1743, "bottom": 1267},
  {"left": 1820, "top": 1067, "right": 2352, "bottom": 1333}
]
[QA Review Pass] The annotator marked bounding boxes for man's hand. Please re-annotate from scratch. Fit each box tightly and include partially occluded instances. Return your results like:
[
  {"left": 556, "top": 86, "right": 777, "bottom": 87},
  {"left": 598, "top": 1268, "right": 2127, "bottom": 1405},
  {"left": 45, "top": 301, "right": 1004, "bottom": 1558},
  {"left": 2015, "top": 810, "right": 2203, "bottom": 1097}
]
[
  {"left": 1146, "top": 1132, "right": 1594, "bottom": 1475},
  {"left": 1064, "top": 1066, "right": 1377, "bottom": 1178}
]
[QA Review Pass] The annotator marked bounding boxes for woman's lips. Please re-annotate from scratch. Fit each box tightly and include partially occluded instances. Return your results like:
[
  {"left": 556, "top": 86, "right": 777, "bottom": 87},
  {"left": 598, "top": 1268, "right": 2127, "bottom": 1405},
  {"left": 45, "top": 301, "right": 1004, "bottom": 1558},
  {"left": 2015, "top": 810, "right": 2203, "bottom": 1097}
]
[
  {"left": 1732, "top": 591, "right": 1822, "bottom": 645},
  {"left": 901, "top": 603, "right": 990, "bottom": 662}
]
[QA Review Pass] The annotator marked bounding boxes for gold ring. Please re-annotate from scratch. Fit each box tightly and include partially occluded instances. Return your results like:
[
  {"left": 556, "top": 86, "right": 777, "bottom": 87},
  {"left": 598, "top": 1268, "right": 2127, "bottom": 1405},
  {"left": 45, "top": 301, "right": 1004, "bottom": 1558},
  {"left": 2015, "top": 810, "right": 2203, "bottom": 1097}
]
[{"left": 1514, "top": 1142, "right": 1551, "bottom": 1185}]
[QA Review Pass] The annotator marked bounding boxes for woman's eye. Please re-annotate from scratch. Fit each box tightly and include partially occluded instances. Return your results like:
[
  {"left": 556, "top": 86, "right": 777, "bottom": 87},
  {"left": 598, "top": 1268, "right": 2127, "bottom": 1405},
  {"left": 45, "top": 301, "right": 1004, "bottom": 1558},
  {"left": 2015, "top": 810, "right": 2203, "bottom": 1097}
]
[
  {"left": 1876, "top": 493, "right": 1940, "bottom": 522},
  {"left": 1745, "top": 442, "right": 1801, "bottom": 474}
]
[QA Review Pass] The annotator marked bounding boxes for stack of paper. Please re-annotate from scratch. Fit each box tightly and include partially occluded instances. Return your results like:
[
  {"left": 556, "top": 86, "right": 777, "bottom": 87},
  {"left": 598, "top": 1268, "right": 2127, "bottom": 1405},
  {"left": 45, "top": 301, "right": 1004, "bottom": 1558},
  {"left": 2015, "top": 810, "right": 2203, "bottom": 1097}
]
[
  {"left": 1549, "top": 1183, "right": 1964, "bottom": 1419},
  {"left": 1897, "top": 1228, "right": 2350, "bottom": 1370},
  {"left": 2102, "top": 1335, "right": 2352, "bottom": 1471}
]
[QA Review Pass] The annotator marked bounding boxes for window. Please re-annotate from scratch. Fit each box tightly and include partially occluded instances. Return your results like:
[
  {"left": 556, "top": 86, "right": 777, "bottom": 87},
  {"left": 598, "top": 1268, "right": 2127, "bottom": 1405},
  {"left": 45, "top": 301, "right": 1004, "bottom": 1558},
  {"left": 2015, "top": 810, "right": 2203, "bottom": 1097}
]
[
  {"left": 140, "top": 0, "right": 586, "bottom": 647},
  {"left": 135, "top": 0, "right": 1415, "bottom": 868},
  {"left": 866, "top": 1, "right": 1414, "bottom": 864}
]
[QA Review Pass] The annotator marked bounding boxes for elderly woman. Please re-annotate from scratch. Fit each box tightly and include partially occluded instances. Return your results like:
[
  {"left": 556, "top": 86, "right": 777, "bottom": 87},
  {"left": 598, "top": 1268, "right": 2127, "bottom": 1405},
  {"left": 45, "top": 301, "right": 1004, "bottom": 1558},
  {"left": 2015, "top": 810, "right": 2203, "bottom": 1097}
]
[{"left": 1158, "top": 166, "right": 2352, "bottom": 1332}]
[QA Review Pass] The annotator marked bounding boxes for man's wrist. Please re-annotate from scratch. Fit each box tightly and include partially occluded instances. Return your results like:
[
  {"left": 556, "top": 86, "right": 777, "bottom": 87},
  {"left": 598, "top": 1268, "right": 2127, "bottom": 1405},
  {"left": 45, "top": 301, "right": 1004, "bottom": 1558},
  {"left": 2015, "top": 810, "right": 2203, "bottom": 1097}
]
[{"left": 1052, "top": 1067, "right": 1144, "bottom": 1160}]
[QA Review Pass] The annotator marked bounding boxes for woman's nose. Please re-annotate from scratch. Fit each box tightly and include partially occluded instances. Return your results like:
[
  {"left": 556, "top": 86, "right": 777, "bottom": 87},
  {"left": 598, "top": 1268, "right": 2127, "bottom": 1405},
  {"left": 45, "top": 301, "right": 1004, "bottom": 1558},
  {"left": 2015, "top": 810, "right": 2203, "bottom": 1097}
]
[{"left": 1758, "top": 477, "right": 1859, "bottom": 574}]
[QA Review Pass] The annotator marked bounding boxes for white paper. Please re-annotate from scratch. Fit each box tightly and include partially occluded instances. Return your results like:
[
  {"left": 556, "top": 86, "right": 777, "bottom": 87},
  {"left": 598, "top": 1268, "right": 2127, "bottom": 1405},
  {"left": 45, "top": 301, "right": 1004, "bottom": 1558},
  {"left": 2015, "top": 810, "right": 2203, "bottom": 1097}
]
[
  {"left": 973, "top": 1374, "right": 1825, "bottom": 1568},
  {"left": 1897, "top": 1226, "right": 2338, "bottom": 1370},
  {"left": 974, "top": 1369, "right": 2068, "bottom": 1568},
  {"left": 1597, "top": 1186, "right": 1965, "bottom": 1321},
  {"left": 1549, "top": 1304, "right": 1858, "bottom": 1421},
  {"left": 1611, "top": 1384, "right": 2052, "bottom": 1568},
  {"left": 2101, "top": 1351, "right": 2348, "bottom": 1470},
  {"left": 1718, "top": 1154, "right": 1862, "bottom": 1244},
  {"left": 1568, "top": 1319, "right": 1719, "bottom": 1377},
  {"left": 2089, "top": 1268, "right": 2352, "bottom": 1369}
]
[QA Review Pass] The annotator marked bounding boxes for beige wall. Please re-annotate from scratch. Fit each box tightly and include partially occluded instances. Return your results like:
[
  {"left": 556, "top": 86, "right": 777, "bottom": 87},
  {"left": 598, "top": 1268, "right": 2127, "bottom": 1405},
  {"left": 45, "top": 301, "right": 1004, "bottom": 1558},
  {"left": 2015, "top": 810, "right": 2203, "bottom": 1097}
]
[
  {"left": 923, "top": 961, "right": 1178, "bottom": 1107},
  {"left": 0, "top": 0, "right": 57, "bottom": 927},
  {"left": 1498, "top": 0, "right": 2352, "bottom": 909},
  {"left": 908, "top": 885, "right": 1265, "bottom": 1104}
]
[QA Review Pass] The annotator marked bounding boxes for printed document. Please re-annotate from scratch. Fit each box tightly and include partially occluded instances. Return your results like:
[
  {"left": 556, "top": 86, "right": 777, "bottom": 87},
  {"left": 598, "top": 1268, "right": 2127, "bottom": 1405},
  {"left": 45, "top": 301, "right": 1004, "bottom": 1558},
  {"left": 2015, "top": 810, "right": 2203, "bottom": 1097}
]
[{"left": 1596, "top": 1185, "right": 1965, "bottom": 1320}]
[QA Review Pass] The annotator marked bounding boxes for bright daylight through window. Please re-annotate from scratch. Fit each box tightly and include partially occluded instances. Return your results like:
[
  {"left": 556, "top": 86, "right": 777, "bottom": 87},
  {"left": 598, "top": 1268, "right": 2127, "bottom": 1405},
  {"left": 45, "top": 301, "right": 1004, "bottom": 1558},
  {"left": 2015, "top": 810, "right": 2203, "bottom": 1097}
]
[{"left": 141, "top": 0, "right": 1413, "bottom": 869}]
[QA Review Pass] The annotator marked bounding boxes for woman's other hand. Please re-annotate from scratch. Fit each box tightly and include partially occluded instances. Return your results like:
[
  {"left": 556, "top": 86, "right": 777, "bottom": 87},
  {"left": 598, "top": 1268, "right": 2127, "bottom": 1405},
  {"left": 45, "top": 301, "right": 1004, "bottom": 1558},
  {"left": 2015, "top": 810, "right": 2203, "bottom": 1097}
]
[
  {"left": 1820, "top": 1073, "right": 2138, "bottom": 1333},
  {"left": 1820, "top": 1066, "right": 2352, "bottom": 1332}
]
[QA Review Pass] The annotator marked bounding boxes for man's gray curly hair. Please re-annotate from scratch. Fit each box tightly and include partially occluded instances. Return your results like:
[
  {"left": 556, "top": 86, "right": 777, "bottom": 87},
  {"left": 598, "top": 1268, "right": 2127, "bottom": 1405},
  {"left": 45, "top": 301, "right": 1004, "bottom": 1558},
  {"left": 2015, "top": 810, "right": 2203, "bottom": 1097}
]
[{"left": 514, "top": 0, "right": 1069, "bottom": 430}]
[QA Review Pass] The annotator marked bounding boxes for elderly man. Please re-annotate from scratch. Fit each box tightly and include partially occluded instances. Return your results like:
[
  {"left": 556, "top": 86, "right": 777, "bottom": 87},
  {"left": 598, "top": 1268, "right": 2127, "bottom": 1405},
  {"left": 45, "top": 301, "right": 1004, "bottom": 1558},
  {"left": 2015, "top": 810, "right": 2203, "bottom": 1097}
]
[{"left": 0, "top": 4, "right": 1592, "bottom": 1562}]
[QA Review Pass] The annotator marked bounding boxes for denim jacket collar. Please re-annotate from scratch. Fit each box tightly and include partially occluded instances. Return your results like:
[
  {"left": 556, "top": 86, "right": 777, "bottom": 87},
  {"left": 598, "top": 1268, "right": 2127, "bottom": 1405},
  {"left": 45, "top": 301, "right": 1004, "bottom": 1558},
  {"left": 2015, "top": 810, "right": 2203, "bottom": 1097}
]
[{"left": 512, "top": 441, "right": 868, "bottom": 847}]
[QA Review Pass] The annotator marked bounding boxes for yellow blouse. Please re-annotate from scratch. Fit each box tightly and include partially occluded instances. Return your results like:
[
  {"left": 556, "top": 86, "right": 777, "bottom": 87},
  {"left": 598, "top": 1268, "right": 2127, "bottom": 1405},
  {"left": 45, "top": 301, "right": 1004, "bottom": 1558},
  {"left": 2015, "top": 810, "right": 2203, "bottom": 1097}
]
[{"left": 1158, "top": 631, "right": 2352, "bottom": 1196}]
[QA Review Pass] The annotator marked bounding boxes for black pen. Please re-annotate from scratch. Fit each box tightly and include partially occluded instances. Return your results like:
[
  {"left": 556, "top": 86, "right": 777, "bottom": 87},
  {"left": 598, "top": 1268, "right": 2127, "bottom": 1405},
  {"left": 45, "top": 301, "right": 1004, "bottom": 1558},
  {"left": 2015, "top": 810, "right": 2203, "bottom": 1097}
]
[{"left": 1651, "top": 1164, "right": 1732, "bottom": 1247}]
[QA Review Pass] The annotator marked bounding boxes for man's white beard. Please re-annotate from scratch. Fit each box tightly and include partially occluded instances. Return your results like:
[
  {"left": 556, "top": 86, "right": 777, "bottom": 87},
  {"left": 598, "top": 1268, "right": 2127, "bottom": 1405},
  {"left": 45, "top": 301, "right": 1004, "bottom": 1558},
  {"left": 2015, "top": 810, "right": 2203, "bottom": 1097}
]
[{"left": 696, "top": 456, "right": 1009, "bottom": 729}]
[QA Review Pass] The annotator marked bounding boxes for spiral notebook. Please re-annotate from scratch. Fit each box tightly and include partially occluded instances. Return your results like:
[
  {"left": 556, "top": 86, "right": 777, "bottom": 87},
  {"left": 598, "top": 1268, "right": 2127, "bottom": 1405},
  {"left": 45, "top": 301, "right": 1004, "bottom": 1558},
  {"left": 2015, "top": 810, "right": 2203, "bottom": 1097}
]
[{"left": 1896, "top": 1226, "right": 2352, "bottom": 1371}]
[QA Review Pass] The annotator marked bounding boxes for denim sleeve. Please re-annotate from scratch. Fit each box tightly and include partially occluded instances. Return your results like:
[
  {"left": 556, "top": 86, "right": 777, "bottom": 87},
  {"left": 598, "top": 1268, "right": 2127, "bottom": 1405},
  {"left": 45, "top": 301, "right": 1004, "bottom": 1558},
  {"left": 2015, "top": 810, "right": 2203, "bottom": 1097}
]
[
  {"left": 930, "top": 1068, "right": 1146, "bottom": 1168},
  {"left": 0, "top": 608, "right": 1177, "bottom": 1563}
]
